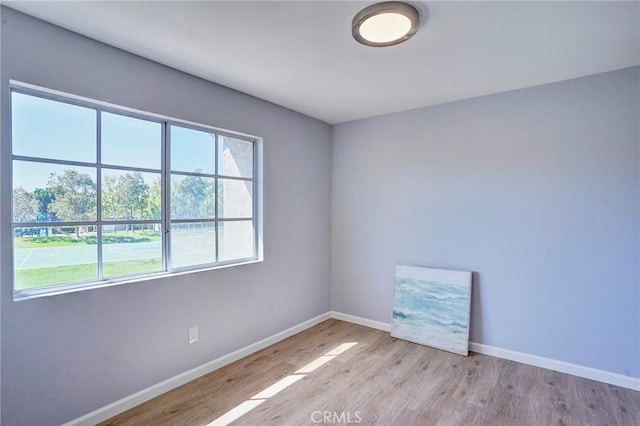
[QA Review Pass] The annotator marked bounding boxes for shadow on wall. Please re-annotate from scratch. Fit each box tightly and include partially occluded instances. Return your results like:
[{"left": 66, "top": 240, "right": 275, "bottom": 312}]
[{"left": 470, "top": 272, "right": 483, "bottom": 344}]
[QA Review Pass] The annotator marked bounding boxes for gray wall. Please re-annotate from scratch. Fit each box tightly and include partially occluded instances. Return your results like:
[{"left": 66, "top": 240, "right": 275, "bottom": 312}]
[
  {"left": 1, "top": 8, "right": 331, "bottom": 425},
  {"left": 332, "top": 67, "right": 640, "bottom": 379}
]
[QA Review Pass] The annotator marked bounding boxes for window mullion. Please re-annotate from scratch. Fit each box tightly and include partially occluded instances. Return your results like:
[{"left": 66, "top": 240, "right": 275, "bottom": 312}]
[
  {"left": 215, "top": 134, "right": 220, "bottom": 263},
  {"left": 163, "top": 122, "right": 170, "bottom": 272},
  {"left": 96, "top": 109, "right": 103, "bottom": 280}
]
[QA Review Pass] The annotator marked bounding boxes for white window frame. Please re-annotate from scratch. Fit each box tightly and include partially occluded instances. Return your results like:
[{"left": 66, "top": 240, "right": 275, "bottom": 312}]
[{"left": 9, "top": 80, "right": 263, "bottom": 301}]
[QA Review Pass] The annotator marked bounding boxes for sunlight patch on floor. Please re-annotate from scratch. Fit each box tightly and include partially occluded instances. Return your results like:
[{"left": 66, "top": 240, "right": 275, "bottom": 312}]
[{"left": 207, "top": 341, "right": 359, "bottom": 426}]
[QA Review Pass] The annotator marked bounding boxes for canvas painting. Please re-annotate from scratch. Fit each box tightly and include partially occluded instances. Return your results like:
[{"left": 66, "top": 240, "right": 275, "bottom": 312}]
[{"left": 392, "top": 265, "right": 472, "bottom": 356}]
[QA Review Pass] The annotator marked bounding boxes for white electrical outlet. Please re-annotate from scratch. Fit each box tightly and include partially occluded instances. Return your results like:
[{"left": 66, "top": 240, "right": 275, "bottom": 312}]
[{"left": 189, "top": 326, "right": 199, "bottom": 344}]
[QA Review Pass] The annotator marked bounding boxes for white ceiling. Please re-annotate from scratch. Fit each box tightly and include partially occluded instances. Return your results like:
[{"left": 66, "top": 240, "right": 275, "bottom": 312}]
[{"left": 4, "top": 1, "right": 639, "bottom": 124}]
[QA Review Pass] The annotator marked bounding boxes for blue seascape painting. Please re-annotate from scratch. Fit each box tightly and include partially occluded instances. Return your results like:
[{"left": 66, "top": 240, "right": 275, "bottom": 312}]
[{"left": 391, "top": 265, "right": 472, "bottom": 356}]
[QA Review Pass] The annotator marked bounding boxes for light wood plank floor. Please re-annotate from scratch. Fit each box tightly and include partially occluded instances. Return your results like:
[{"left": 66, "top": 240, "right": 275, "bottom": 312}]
[{"left": 102, "top": 319, "right": 640, "bottom": 425}]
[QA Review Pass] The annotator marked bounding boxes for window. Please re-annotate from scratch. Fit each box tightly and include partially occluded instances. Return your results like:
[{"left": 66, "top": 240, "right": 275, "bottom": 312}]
[{"left": 10, "top": 83, "right": 261, "bottom": 299}]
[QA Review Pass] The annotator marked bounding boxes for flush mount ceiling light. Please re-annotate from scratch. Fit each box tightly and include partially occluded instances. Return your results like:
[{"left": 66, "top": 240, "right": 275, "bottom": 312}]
[{"left": 352, "top": 1, "right": 420, "bottom": 47}]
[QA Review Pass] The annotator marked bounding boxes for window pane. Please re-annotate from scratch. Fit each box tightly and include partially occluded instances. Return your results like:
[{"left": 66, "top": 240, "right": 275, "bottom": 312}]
[
  {"left": 14, "top": 226, "right": 97, "bottom": 290},
  {"left": 102, "top": 224, "right": 162, "bottom": 278},
  {"left": 219, "top": 221, "right": 254, "bottom": 262},
  {"left": 171, "top": 174, "right": 215, "bottom": 219},
  {"left": 218, "top": 136, "right": 253, "bottom": 178},
  {"left": 13, "top": 161, "right": 97, "bottom": 223},
  {"left": 101, "top": 112, "right": 161, "bottom": 170},
  {"left": 218, "top": 178, "right": 253, "bottom": 218},
  {"left": 102, "top": 169, "right": 161, "bottom": 221},
  {"left": 170, "top": 222, "right": 216, "bottom": 269},
  {"left": 171, "top": 126, "right": 215, "bottom": 174},
  {"left": 11, "top": 92, "right": 96, "bottom": 163}
]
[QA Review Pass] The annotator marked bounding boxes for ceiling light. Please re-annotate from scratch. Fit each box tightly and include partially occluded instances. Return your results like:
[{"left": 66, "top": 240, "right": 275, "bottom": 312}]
[{"left": 352, "top": 1, "right": 420, "bottom": 47}]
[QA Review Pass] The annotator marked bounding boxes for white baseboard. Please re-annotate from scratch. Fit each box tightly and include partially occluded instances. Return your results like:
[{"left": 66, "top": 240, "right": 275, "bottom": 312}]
[
  {"left": 330, "top": 311, "right": 640, "bottom": 392},
  {"left": 63, "top": 312, "right": 331, "bottom": 426},
  {"left": 468, "top": 342, "right": 640, "bottom": 391},
  {"left": 330, "top": 311, "right": 391, "bottom": 332}
]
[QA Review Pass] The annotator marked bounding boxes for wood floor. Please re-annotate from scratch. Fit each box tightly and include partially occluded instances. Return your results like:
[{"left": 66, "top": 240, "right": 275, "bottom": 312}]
[{"left": 102, "top": 319, "right": 640, "bottom": 425}]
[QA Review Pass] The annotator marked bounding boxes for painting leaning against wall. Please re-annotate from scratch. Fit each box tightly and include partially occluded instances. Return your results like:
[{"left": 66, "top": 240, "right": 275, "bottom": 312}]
[{"left": 392, "top": 265, "right": 472, "bottom": 356}]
